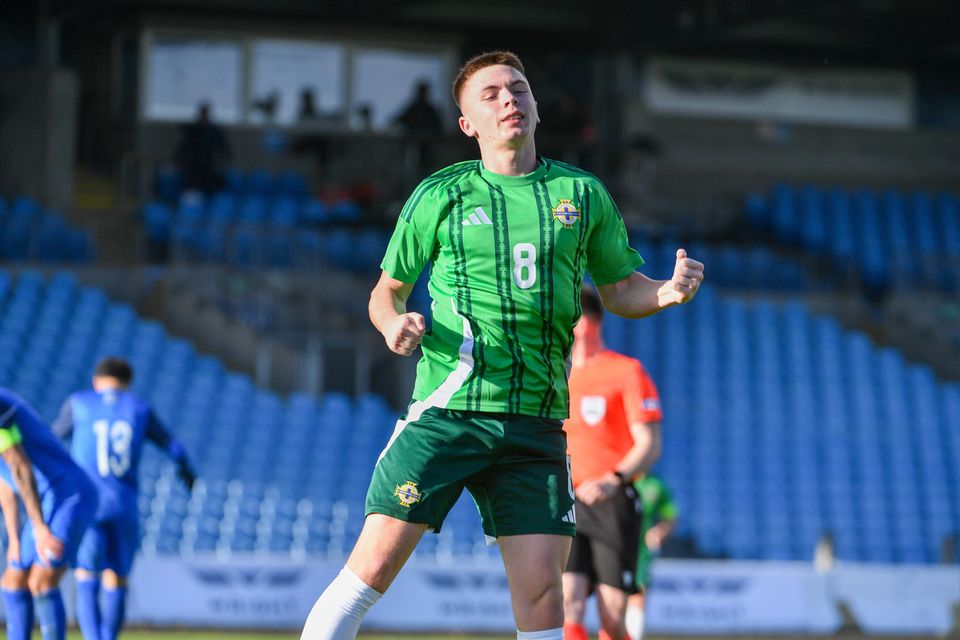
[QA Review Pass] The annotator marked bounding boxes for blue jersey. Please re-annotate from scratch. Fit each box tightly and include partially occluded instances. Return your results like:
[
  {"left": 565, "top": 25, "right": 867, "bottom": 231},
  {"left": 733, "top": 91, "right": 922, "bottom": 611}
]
[
  {"left": 0, "top": 388, "right": 88, "bottom": 499},
  {"left": 53, "top": 389, "right": 185, "bottom": 519}
]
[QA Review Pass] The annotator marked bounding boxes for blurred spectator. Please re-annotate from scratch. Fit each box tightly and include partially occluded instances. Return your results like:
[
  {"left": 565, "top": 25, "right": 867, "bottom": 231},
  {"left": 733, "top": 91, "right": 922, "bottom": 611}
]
[
  {"left": 175, "top": 102, "right": 231, "bottom": 194},
  {"left": 393, "top": 80, "right": 442, "bottom": 136},
  {"left": 298, "top": 87, "right": 320, "bottom": 122},
  {"left": 393, "top": 80, "right": 442, "bottom": 173},
  {"left": 356, "top": 104, "right": 374, "bottom": 131},
  {"left": 542, "top": 92, "right": 594, "bottom": 143}
]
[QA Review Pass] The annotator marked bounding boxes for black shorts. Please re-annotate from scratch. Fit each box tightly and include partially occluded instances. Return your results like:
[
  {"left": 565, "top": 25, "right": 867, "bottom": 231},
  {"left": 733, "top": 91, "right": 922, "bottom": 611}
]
[{"left": 565, "top": 483, "right": 643, "bottom": 594}]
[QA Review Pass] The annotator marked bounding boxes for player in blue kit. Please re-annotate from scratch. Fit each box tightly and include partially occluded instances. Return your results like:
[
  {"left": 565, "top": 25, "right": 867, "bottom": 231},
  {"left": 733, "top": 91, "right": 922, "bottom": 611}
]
[
  {"left": 0, "top": 387, "right": 97, "bottom": 640},
  {"left": 0, "top": 477, "right": 33, "bottom": 639},
  {"left": 52, "top": 357, "right": 196, "bottom": 640}
]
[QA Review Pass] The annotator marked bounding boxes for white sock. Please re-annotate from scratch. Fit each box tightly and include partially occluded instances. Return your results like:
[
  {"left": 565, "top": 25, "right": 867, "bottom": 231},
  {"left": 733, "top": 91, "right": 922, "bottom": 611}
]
[
  {"left": 517, "top": 628, "right": 563, "bottom": 639},
  {"left": 625, "top": 604, "right": 645, "bottom": 640},
  {"left": 300, "top": 566, "right": 382, "bottom": 639}
]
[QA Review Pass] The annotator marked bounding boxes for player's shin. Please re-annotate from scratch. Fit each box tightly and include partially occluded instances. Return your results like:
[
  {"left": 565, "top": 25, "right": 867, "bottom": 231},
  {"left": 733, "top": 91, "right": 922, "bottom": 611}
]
[
  {"left": 34, "top": 588, "right": 66, "bottom": 640},
  {"left": 100, "top": 586, "right": 127, "bottom": 640},
  {"left": 300, "top": 566, "right": 381, "bottom": 640},
  {"left": 2, "top": 588, "right": 35, "bottom": 640},
  {"left": 75, "top": 576, "right": 102, "bottom": 640}
]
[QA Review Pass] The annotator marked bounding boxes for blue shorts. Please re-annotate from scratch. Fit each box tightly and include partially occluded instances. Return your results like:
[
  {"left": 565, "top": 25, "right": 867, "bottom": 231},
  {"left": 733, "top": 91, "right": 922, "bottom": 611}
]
[
  {"left": 13, "top": 481, "right": 97, "bottom": 571},
  {"left": 76, "top": 508, "right": 140, "bottom": 576}
]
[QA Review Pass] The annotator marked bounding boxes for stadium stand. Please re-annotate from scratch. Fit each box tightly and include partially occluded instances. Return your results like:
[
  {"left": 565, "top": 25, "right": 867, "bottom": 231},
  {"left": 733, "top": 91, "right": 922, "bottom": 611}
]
[
  {"left": 144, "top": 169, "right": 373, "bottom": 269},
  {"left": 0, "top": 195, "right": 96, "bottom": 263},
  {"left": 0, "top": 269, "right": 955, "bottom": 565},
  {"left": 746, "top": 185, "right": 960, "bottom": 294}
]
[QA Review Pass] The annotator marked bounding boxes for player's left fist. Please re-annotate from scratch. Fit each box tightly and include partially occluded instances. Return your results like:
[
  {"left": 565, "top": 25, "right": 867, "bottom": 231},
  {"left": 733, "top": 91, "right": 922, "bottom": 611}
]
[{"left": 657, "top": 248, "right": 704, "bottom": 308}]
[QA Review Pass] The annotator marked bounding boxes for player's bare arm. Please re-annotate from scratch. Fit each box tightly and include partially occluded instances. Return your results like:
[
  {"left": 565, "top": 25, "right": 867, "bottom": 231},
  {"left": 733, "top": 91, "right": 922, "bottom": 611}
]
[
  {"left": 645, "top": 517, "right": 677, "bottom": 552},
  {"left": 576, "top": 421, "right": 661, "bottom": 506},
  {"left": 0, "top": 479, "right": 21, "bottom": 563},
  {"left": 369, "top": 272, "right": 426, "bottom": 356},
  {"left": 1, "top": 445, "right": 64, "bottom": 560},
  {"left": 599, "top": 249, "right": 704, "bottom": 319}
]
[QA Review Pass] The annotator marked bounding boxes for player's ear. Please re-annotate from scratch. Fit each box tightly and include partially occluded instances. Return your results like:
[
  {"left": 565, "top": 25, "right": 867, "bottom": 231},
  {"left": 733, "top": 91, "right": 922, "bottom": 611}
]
[{"left": 458, "top": 115, "right": 477, "bottom": 138}]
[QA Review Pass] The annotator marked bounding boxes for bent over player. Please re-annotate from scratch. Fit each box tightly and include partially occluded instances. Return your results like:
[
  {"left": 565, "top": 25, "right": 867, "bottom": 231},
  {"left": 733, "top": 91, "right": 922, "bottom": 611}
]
[
  {"left": 301, "top": 50, "right": 703, "bottom": 640},
  {"left": 562, "top": 285, "right": 664, "bottom": 640},
  {"left": 0, "top": 387, "right": 97, "bottom": 640},
  {"left": 53, "top": 357, "right": 196, "bottom": 640}
]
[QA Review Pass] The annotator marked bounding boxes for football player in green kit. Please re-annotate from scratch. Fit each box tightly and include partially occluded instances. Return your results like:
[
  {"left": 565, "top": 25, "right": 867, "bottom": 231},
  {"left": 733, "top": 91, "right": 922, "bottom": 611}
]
[
  {"left": 626, "top": 474, "right": 679, "bottom": 640},
  {"left": 301, "top": 50, "right": 704, "bottom": 640}
]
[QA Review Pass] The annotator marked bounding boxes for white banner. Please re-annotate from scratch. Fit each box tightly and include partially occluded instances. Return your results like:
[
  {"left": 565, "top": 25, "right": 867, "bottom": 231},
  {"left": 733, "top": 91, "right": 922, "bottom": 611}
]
[
  {"left": 125, "top": 556, "right": 337, "bottom": 628},
  {"left": 1, "top": 555, "right": 954, "bottom": 635},
  {"left": 644, "top": 58, "right": 914, "bottom": 128},
  {"left": 830, "top": 564, "right": 960, "bottom": 635},
  {"left": 645, "top": 560, "right": 838, "bottom": 634}
]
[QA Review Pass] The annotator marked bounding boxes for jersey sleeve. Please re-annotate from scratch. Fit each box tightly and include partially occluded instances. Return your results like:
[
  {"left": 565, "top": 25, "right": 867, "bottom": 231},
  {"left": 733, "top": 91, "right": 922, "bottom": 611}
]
[
  {"left": 50, "top": 398, "right": 75, "bottom": 440},
  {"left": 0, "top": 402, "right": 23, "bottom": 453},
  {"left": 657, "top": 481, "right": 679, "bottom": 520},
  {"left": 145, "top": 408, "right": 180, "bottom": 456},
  {"left": 585, "top": 183, "right": 644, "bottom": 286},
  {"left": 380, "top": 183, "right": 442, "bottom": 283},
  {"left": 622, "top": 361, "right": 663, "bottom": 425}
]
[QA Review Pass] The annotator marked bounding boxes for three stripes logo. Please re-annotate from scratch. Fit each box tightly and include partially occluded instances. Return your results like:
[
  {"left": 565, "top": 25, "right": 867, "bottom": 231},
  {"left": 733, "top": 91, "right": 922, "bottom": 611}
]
[{"left": 462, "top": 207, "right": 493, "bottom": 226}]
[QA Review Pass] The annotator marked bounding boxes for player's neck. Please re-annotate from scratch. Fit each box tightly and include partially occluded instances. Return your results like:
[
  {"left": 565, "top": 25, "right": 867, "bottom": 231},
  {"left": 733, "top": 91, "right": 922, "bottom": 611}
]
[
  {"left": 478, "top": 142, "right": 538, "bottom": 176},
  {"left": 572, "top": 334, "right": 605, "bottom": 368}
]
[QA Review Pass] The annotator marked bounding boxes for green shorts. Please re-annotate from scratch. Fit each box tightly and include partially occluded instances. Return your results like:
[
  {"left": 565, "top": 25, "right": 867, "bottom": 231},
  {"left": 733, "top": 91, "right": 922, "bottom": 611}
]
[
  {"left": 636, "top": 545, "right": 654, "bottom": 590},
  {"left": 365, "top": 406, "right": 576, "bottom": 540}
]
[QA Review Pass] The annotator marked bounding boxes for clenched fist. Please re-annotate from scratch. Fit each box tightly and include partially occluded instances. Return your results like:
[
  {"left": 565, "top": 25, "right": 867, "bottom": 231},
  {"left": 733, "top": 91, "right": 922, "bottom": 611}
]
[
  {"left": 657, "top": 248, "right": 704, "bottom": 308},
  {"left": 383, "top": 312, "right": 427, "bottom": 356}
]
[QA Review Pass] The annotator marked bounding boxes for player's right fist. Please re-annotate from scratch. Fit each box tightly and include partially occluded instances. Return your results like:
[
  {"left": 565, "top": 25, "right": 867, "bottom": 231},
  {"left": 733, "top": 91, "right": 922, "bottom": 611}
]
[
  {"left": 35, "top": 525, "right": 64, "bottom": 564},
  {"left": 383, "top": 312, "right": 426, "bottom": 356}
]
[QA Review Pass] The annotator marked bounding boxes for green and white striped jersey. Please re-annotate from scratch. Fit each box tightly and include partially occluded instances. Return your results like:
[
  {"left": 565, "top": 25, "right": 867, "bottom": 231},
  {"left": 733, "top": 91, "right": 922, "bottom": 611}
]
[{"left": 381, "top": 157, "right": 644, "bottom": 419}]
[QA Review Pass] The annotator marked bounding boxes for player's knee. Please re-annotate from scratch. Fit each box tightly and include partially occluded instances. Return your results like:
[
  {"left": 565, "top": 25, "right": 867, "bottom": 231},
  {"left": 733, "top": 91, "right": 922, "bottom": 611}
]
[
  {"left": 346, "top": 554, "right": 399, "bottom": 594},
  {"left": 520, "top": 573, "right": 564, "bottom": 611},
  {"left": 563, "top": 592, "right": 586, "bottom": 622},
  {"left": 1, "top": 568, "right": 28, "bottom": 590},
  {"left": 75, "top": 568, "right": 98, "bottom": 582},
  {"left": 101, "top": 570, "right": 127, "bottom": 589},
  {"left": 27, "top": 567, "right": 62, "bottom": 594}
]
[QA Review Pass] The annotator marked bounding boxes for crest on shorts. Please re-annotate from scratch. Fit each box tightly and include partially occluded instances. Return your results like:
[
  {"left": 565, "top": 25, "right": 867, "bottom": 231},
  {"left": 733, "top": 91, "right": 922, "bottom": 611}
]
[
  {"left": 580, "top": 396, "right": 606, "bottom": 426},
  {"left": 552, "top": 199, "right": 580, "bottom": 228},
  {"left": 394, "top": 481, "right": 422, "bottom": 508}
]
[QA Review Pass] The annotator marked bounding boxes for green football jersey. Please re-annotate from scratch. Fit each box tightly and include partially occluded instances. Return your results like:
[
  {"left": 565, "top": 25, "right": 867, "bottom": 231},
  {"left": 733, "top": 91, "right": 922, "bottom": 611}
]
[
  {"left": 635, "top": 474, "right": 679, "bottom": 533},
  {"left": 381, "top": 157, "right": 644, "bottom": 419}
]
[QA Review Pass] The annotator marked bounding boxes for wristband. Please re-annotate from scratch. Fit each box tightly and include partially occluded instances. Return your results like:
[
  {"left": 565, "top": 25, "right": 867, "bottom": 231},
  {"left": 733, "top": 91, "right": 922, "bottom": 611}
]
[{"left": 613, "top": 470, "right": 630, "bottom": 485}]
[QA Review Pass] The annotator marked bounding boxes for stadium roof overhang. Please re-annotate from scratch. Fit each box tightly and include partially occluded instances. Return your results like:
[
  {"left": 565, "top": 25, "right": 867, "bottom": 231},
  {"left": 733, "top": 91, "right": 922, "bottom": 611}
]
[{"left": 25, "top": 0, "right": 960, "bottom": 66}]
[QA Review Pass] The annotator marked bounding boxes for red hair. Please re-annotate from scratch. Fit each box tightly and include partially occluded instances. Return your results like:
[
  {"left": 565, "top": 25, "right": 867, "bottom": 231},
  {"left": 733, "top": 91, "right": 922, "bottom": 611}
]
[{"left": 452, "top": 51, "right": 525, "bottom": 108}]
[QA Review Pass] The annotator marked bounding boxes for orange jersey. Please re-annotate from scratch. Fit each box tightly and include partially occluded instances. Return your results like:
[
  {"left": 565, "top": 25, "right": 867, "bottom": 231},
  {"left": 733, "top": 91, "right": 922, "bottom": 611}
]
[{"left": 564, "top": 350, "right": 662, "bottom": 488}]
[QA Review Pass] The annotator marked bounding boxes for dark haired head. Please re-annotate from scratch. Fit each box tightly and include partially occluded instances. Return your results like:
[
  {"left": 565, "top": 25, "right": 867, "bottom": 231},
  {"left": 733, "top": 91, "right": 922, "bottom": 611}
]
[
  {"left": 94, "top": 357, "right": 133, "bottom": 385},
  {"left": 580, "top": 284, "right": 604, "bottom": 321}
]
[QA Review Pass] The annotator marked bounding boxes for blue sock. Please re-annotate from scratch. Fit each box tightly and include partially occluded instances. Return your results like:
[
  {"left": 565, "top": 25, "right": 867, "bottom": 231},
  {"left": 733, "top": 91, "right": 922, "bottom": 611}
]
[
  {"left": 75, "top": 577, "right": 102, "bottom": 640},
  {"left": 101, "top": 587, "right": 127, "bottom": 640},
  {"left": 34, "top": 588, "right": 66, "bottom": 640},
  {"left": 2, "top": 588, "right": 34, "bottom": 640}
]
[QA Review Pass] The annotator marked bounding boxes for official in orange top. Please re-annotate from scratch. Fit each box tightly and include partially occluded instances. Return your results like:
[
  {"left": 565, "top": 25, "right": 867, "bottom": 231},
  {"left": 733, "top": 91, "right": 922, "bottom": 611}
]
[{"left": 562, "top": 285, "right": 663, "bottom": 640}]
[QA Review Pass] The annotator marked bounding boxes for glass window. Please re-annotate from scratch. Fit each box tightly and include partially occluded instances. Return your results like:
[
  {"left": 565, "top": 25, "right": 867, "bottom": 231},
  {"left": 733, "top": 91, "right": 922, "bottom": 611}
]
[
  {"left": 250, "top": 39, "right": 346, "bottom": 126},
  {"left": 351, "top": 48, "right": 449, "bottom": 130},
  {"left": 144, "top": 39, "right": 243, "bottom": 123}
]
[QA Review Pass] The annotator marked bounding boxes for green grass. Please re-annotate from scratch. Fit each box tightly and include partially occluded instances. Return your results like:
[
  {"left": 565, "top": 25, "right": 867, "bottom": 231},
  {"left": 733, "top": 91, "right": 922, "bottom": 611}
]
[
  {"left": 50, "top": 633, "right": 864, "bottom": 640},
  {"left": 54, "top": 632, "right": 514, "bottom": 640}
]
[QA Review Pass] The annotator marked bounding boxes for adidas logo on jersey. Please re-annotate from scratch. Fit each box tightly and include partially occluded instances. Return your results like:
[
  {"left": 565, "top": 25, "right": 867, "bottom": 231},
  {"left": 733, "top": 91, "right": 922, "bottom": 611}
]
[{"left": 462, "top": 207, "right": 493, "bottom": 226}]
